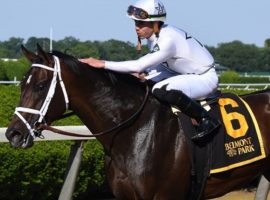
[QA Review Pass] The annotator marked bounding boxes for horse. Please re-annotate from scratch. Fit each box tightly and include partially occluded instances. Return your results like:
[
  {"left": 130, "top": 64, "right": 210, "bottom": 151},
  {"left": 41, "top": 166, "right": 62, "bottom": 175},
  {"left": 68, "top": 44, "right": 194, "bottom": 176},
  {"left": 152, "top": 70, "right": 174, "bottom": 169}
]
[{"left": 5, "top": 44, "right": 270, "bottom": 199}]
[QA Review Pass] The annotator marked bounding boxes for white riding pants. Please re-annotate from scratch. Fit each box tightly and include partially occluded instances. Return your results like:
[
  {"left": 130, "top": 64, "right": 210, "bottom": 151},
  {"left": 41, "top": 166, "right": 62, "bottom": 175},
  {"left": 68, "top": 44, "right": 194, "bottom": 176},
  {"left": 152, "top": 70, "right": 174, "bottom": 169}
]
[{"left": 145, "top": 64, "right": 219, "bottom": 100}]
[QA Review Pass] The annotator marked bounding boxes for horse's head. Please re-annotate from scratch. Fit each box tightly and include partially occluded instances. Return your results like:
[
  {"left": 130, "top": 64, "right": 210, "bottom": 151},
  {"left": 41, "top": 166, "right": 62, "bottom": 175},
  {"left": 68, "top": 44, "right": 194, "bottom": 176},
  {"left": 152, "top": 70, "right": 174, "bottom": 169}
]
[
  {"left": 5, "top": 44, "right": 68, "bottom": 148},
  {"left": 6, "top": 43, "right": 150, "bottom": 148}
]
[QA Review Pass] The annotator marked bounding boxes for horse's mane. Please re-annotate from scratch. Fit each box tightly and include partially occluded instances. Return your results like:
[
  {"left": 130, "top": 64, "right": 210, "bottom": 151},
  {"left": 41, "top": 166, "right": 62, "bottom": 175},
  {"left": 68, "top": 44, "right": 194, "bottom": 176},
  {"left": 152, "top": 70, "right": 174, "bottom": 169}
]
[
  {"left": 51, "top": 50, "right": 82, "bottom": 75},
  {"left": 21, "top": 51, "right": 75, "bottom": 87},
  {"left": 51, "top": 50, "right": 146, "bottom": 89}
]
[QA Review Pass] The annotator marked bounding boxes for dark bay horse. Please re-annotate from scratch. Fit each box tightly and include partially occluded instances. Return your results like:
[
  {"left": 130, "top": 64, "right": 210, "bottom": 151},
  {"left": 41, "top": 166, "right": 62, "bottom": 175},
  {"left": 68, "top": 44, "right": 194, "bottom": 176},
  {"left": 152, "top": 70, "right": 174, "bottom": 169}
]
[{"left": 5, "top": 45, "right": 270, "bottom": 199}]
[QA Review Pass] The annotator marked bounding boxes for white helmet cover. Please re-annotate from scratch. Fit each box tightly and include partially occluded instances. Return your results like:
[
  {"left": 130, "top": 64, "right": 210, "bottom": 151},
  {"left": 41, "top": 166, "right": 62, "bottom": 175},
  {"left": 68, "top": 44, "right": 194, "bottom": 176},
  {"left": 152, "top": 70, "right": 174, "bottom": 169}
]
[{"left": 127, "top": 0, "right": 166, "bottom": 22}]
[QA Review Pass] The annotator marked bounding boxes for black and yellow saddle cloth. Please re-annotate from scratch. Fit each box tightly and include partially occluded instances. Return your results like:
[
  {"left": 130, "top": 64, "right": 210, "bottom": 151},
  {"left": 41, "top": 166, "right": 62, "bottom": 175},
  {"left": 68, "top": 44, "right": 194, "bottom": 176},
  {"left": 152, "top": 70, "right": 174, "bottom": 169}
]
[
  {"left": 173, "top": 92, "right": 266, "bottom": 175},
  {"left": 173, "top": 92, "right": 266, "bottom": 200},
  {"left": 209, "top": 92, "right": 266, "bottom": 174}
]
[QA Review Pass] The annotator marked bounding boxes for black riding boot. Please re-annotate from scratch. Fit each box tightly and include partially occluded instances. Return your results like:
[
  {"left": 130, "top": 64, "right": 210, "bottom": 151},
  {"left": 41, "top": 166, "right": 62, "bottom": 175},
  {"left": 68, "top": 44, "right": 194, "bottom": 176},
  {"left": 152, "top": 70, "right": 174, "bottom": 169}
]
[{"left": 153, "top": 87, "right": 221, "bottom": 141}]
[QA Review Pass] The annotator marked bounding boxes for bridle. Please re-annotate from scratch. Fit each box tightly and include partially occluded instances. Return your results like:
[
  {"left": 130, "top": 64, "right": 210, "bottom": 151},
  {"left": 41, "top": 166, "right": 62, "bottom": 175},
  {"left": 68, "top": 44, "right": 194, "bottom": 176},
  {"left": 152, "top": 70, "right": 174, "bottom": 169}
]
[
  {"left": 15, "top": 56, "right": 69, "bottom": 144},
  {"left": 15, "top": 55, "right": 150, "bottom": 143}
]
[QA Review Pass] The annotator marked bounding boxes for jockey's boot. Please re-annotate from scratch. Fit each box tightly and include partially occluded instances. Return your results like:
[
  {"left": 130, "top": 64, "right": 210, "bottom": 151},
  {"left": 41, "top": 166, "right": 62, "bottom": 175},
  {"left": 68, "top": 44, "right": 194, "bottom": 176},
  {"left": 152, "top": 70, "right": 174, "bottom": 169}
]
[{"left": 153, "top": 87, "right": 221, "bottom": 141}]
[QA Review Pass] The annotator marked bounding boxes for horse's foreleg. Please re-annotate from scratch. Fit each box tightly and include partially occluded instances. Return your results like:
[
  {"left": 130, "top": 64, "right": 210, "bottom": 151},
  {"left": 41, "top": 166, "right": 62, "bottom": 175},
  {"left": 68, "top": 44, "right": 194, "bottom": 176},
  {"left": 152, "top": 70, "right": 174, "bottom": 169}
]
[{"left": 105, "top": 155, "right": 137, "bottom": 200}]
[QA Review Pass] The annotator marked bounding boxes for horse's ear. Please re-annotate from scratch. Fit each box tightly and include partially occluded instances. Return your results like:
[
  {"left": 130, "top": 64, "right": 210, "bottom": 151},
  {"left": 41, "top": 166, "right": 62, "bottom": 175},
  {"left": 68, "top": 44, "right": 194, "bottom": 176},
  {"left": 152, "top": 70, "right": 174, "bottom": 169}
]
[
  {"left": 21, "top": 45, "right": 38, "bottom": 62},
  {"left": 36, "top": 43, "right": 52, "bottom": 64}
]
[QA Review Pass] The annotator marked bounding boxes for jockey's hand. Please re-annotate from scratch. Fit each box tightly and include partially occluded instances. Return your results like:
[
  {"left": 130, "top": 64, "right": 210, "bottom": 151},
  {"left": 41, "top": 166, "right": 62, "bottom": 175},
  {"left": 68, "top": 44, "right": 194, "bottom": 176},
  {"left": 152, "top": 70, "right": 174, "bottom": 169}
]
[
  {"left": 132, "top": 72, "right": 147, "bottom": 81},
  {"left": 79, "top": 58, "right": 105, "bottom": 68}
]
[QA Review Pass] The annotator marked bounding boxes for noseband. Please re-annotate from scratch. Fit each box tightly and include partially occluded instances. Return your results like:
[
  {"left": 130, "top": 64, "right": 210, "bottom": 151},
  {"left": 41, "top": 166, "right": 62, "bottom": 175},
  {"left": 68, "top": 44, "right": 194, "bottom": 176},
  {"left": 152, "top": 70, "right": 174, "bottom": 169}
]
[{"left": 14, "top": 56, "right": 69, "bottom": 142}]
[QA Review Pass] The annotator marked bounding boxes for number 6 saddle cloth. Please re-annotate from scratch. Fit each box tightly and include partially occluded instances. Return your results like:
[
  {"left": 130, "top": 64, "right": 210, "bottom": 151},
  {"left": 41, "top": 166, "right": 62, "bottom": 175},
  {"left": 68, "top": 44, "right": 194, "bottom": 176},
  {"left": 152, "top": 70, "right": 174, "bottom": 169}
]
[
  {"left": 175, "top": 92, "right": 266, "bottom": 175},
  {"left": 208, "top": 92, "right": 265, "bottom": 174}
]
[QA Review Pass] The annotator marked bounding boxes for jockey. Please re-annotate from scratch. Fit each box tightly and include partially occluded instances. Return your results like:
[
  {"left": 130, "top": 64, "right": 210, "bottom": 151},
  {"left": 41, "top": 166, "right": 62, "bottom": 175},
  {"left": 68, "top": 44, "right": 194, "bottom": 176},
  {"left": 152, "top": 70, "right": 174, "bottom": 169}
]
[{"left": 80, "top": 0, "right": 221, "bottom": 141}]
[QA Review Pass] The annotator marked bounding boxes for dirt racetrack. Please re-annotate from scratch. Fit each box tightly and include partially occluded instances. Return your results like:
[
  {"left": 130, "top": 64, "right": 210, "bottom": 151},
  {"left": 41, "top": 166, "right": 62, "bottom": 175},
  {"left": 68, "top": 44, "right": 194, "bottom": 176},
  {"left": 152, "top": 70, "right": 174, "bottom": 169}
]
[{"left": 212, "top": 189, "right": 270, "bottom": 200}]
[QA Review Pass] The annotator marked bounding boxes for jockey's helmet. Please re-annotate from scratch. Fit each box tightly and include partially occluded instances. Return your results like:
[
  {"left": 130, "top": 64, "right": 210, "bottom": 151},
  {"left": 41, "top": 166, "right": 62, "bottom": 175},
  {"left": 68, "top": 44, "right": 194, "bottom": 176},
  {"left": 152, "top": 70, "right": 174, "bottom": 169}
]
[{"left": 127, "top": 0, "right": 166, "bottom": 22}]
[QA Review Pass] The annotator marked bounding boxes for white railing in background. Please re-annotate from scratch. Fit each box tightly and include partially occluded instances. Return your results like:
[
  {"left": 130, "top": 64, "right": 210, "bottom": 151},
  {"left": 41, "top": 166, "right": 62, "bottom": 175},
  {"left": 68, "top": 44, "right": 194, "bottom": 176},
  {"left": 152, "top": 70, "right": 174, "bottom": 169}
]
[
  {"left": 219, "top": 83, "right": 270, "bottom": 90},
  {"left": 1, "top": 80, "right": 270, "bottom": 91},
  {"left": 0, "top": 77, "right": 20, "bottom": 85},
  {"left": 0, "top": 125, "right": 92, "bottom": 142},
  {"left": 0, "top": 80, "right": 20, "bottom": 85}
]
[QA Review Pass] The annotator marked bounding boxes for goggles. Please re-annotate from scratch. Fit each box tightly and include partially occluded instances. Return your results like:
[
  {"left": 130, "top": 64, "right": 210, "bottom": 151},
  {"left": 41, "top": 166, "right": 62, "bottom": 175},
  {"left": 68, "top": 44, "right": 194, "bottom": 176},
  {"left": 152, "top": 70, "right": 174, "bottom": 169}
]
[{"left": 127, "top": 5, "right": 166, "bottom": 20}]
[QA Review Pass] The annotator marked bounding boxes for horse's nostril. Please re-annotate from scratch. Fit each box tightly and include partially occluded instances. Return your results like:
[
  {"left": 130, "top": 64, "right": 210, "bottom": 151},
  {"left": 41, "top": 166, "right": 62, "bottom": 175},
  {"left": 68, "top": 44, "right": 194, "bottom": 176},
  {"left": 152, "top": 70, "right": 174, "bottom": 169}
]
[{"left": 6, "top": 130, "right": 24, "bottom": 148}]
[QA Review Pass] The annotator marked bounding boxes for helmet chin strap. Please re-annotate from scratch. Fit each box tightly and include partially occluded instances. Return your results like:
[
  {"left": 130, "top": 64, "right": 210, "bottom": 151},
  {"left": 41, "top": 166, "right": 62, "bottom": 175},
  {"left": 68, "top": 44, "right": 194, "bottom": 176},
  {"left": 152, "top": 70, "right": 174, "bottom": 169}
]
[
  {"left": 136, "top": 21, "right": 160, "bottom": 54},
  {"left": 136, "top": 36, "right": 142, "bottom": 53},
  {"left": 153, "top": 21, "right": 160, "bottom": 38}
]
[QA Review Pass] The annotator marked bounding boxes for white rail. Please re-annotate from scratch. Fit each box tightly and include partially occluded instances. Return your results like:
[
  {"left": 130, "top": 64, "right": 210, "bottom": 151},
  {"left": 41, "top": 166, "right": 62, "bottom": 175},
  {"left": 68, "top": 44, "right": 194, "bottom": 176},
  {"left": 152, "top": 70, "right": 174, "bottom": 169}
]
[
  {"left": 0, "top": 77, "right": 20, "bottom": 85},
  {"left": 0, "top": 80, "right": 20, "bottom": 84},
  {"left": 219, "top": 83, "right": 270, "bottom": 90},
  {"left": 1, "top": 81, "right": 270, "bottom": 91},
  {"left": 0, "top": 126, "right": 94, "bottom": 142}
]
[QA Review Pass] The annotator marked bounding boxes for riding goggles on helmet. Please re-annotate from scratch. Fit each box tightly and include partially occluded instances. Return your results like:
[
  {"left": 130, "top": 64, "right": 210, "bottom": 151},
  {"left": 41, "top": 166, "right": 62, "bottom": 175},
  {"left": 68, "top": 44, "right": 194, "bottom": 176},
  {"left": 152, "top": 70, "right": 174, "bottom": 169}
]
[{"left": 127, "top": 5, "right": 166, "bottom": 20}]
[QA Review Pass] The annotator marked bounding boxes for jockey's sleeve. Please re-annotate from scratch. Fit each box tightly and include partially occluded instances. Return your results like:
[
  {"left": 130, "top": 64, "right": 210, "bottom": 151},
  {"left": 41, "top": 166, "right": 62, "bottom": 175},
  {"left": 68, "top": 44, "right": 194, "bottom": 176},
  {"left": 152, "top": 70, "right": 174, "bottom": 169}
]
[{"left": 104, "top": 37, "right": 175, "bottom": 73}]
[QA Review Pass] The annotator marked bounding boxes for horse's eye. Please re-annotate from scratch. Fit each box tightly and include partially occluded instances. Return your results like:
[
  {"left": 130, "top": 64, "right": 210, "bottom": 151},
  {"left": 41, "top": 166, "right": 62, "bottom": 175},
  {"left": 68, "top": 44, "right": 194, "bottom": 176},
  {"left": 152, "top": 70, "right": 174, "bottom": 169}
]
[
  {"left": 39, "top": 84, "right": 45, "bottom": 91},
  {"left": 34, "top": 82, "right": 48, "bottom": 93}
]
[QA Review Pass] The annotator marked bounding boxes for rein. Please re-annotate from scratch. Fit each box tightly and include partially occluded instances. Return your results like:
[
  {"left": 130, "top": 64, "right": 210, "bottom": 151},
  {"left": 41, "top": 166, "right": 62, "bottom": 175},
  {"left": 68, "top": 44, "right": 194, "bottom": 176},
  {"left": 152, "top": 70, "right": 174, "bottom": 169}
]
[{"left": 39, "top": 84, "right": 150, "bottom": 138}]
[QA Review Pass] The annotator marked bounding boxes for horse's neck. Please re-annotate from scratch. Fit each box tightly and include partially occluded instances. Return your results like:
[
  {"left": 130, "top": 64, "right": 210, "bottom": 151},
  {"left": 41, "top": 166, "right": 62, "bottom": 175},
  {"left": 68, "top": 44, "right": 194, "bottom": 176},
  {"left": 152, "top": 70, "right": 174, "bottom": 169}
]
[
  {"left": 65, "top": 66, "right": 184, "bottom": 163},
  {"left": 69, "top": 71, "right": 148, "bottom": 134}
]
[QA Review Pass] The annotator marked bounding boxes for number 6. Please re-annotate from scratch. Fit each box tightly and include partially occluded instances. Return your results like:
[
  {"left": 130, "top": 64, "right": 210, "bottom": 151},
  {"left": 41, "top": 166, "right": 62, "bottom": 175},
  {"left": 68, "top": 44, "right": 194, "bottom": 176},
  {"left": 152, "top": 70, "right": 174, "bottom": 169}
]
[{"left": 218, "top": 98, "right": 248, "bottom": 138}]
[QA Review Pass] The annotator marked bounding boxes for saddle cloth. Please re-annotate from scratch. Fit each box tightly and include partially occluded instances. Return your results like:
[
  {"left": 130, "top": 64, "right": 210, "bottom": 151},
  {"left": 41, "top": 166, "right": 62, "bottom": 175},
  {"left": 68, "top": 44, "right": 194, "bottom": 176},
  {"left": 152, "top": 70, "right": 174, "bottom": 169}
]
[
  {"left": 174, "top": 92, "right": 266, "bottom": 174},
  {"left": 209, "top": 93, "right": 266, "bottom": 174}
]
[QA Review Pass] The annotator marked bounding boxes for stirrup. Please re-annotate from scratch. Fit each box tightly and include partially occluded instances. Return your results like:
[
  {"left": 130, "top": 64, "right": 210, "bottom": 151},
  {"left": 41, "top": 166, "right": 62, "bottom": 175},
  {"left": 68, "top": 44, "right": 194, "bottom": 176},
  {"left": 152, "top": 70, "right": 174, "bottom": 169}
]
[{"left": 191, "top": 118, "right": 221, "bottom": 141}]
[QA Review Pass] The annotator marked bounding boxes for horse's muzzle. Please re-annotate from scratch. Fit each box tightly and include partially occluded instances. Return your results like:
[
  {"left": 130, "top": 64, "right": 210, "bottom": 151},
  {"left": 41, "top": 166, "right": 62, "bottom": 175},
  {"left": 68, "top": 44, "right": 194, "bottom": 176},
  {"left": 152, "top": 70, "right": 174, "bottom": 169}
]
[{"left": 5, "top": 128, "right": 33, "bottom": 148}]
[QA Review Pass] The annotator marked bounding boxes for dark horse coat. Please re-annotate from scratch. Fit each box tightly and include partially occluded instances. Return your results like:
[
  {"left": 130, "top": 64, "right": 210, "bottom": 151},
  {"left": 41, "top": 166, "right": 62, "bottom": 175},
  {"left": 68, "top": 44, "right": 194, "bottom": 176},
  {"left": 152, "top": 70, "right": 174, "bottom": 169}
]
[{"left": 5, "top": 45, "right": 270, "bottom": 199}]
